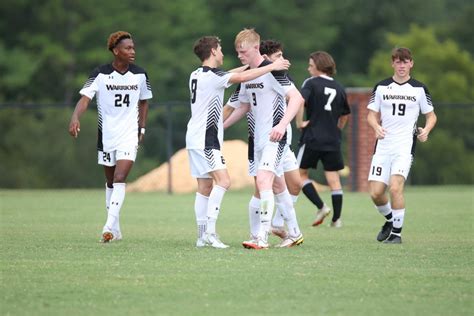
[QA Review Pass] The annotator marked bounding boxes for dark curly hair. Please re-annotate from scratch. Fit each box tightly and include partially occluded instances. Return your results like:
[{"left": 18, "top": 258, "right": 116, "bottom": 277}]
[{"left": 107, "top": 31, "right": 132, "bottom": 52}]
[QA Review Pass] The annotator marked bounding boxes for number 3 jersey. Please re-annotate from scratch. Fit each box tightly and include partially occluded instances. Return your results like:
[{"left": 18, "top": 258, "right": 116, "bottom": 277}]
[
  {"left": 80, "top": 63, "right": 153, "bottom": 152},
  {"left": 185, "top": 66, "right": 232, "bottom": 150},
  {"left": 367, "top": 77, "right": 434, "bottom": 155}
]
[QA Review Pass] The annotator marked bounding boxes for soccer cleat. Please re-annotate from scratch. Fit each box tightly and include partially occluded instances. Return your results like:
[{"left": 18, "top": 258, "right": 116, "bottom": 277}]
[
  {"left": 278, "top": 234, "right": 304, "bottom": 248},
  {"left": 196, "top": 238, "right": 207, "bottom": 248},
  {"left": 312, "top": 204, "right": 331, "bottom": 226},
  {"left": 112, "top": 230, "right": 123, "bottom": 241},
  {"left": 271, "top": 226, "right": 289, "bottom": 240},
  {"left": 383, "top": 234, "right": 402, "bottom": 244},
  {"left": 376, "top": 221, "right": 393, "bottom": 242},
  {"left": 242, "top": 237, "right": 269, "bottom": 250},
  {"left": 204, "top": 233, "right": 229, "bottom": 249},
  {"left": 100, "top": 227, "right": 114, "bottom": 243},
  {"left": 329, "top": 218, "right": 343, "bottom": 228}
]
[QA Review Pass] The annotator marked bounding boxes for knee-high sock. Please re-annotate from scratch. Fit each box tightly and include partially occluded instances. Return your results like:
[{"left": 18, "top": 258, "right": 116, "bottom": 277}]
[
  {"left": 206, "top": 185, "right": 226, "bottom": 235},
  {"left": 105, "top": 183, "right": 126, "bottom": 230},
  {"left": 302, "top": 180, "right": 324, "bottom": 209},
  {"left": 194, "top": 192, "right": 208, "bottom": 239},
  {"left": 272, "top": 194, "right": 298, "bottom": 228},
  {"left": 376, "top": 202, "right": 393, "bottom": 222},
  {"left": 258, "top": 190, "right": 274, "bottom": 241},
  {"left": 392, "top": 208, "right": 405, "bottom": 235},
  {"left": 331, "top": 190, "right": 343, "bottom": 222},
  {"left": 275, "top": 190, "right": 301, "bottom": 237},
  {"left": 105, "top": 184, "right": 120, "bottom": 232},
  {"left": 249, "top": 196, "right": 261, "bottom": 238}
]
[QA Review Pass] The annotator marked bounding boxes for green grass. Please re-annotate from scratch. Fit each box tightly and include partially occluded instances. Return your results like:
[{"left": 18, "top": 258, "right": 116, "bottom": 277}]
[{"left": 1, "top": 186, "right": 473, "bottom": 316}]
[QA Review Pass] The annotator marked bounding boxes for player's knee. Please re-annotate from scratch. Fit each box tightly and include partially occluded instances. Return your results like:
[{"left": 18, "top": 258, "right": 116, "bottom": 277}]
[
  {"left": 388, "top": 185, "right": 403, "bottom": 198},
  {"left": 217, "top": 178, "right": 231, "bottom": 190},
  {"left": 113, "top": 173, "right": 128, "bottom": 183}
]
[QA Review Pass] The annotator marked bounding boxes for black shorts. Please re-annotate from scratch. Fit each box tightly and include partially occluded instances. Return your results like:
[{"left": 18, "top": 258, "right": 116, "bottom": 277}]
[{"left": 297, "top": 144, "right": 344, "bottom": 171}]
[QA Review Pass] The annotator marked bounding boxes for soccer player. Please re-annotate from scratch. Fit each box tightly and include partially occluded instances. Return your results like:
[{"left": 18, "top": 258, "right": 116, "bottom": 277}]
[
  {"left": 68, "top": 31, "right": 152, "bottom": 242},
  {"left": 296, "top": 51, "right": 350, "bottom": 228},
  {"left": 186, "top": 36, "right": 290, "bottom": 248},
  {"left": 224, "top": 39, "right": 302, "bottom": 244},
  {"left": 367, "top": 47, "right": 437, "bottom": 244},
  {"left": 224, "top": 29, "right": 305, "bottom": 249}
]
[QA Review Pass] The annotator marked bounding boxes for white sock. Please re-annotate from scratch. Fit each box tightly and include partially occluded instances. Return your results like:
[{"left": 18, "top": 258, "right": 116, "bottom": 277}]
[
  {"left": 291, "top": 194, "right": 299, "bottom": 204},
  {"left": 105, "top": 184, "right": 120, "bottom": 233},
  {"left": 272, "top": 206, "right": 285, "bottom": 228},
  {"left": 195, "top": 192, "right": 208, "bottom": 239},
  {"left": 258, "top": 190, "right": 274, "bottom": 241},
  {"left": 376, "top": 202, "right": 392, "bottom": 221},
  {"left": 249, "top": 196, "right": 261, "bottom": 238},
  {"left": 105, "top": 183, "right": 126, "bottom": 230},
  {"left": 206, "top": 185, "right": 226, "bottom": 235},
  {"left": 392, "top": 208, "right": 405, "bottom": 235},
  {"left": 275, "top": 190, "right": 301, "bottom": 237}
]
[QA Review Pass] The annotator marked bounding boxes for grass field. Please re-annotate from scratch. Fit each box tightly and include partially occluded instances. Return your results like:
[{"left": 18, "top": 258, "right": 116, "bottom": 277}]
[{"left": 1, "top": 186, "right": 473, "bottom": 315}]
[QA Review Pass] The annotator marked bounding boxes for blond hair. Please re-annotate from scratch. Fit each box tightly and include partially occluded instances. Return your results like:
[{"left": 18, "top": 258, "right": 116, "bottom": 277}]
[{"left": 234, "top": 28, "right": 260, "bottom": 49}]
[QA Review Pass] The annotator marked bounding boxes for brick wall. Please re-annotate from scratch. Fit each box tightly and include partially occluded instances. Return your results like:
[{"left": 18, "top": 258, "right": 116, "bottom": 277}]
[{"left": 346, "top": 88, "right": 376, "bottom": 192}]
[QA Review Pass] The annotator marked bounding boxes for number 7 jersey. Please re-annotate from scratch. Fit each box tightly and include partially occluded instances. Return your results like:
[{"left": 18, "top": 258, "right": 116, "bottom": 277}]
[
  {"left": 80, "top": 63, "right": 152, "bottom": 152},
  {"left": 368, "top": 77, "right": 434, "bottom": 155}
]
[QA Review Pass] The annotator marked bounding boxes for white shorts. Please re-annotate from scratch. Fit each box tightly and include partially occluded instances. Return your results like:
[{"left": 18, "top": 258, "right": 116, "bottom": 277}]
[
  {"left": 188, "top": 148, "right": 227, "bottom": 178},
  {"left": 282, "top": 148, "right": 299, "bottom": 172},
  {"left": 249, "top": 142, "right": 287, "bottom": 177},
  {"left": 98, "top": 146, "right": 138, "bottom": 166},
  {"left": 368, "top": 153, "right": 413, "bottom": 185}
]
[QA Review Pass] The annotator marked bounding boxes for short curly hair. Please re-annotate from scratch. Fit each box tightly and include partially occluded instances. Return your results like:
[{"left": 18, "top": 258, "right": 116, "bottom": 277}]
[
  {"left": 107, "top": 31, "right": 132, "bottom": 51},
  {"left": 259, "top": 40, "right": 283, "bottom": 56}
]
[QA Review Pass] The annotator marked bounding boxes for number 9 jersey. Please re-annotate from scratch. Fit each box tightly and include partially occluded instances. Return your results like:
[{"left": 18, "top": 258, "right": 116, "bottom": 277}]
[
  {"left": 368, "top": 77, "right": 433, "bottom": 155},
  {"left": 80, "top": 63, "right": 153, "bottom": 152}
]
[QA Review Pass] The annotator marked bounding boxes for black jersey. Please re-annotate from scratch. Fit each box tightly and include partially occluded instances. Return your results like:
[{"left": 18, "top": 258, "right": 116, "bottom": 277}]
[{"left": 299, "top": 75, "right": 350, "bottom": 151}]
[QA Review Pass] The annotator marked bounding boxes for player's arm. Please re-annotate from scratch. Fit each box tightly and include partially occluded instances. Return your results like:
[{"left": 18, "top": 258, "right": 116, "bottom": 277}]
[
  {"left": 417, "top": 111, "right": 437, "bottom": 142},
  {"left": 367, "top": 109, "right": 386, "bottom": 139},
  {"left": 295, "top": 102, "right": 308, "bottom": 129},
  {"left": 68, "top": 95, "right": 91, "bottom": 138},
  {"left": 224, "top": 102, "right": 250, "bottom": 129},
  {"left": 270, "top": 88, "right": 304, "bottom": 142},
  {"left": 337, "top": 115, "right": 349, "bottom": 129},
  {"left": 228, "top": 65, "right": 250, "bottom": 73},
  {"left": 223, "top": 104, "right": 235, "bottom": 121},
  {"left": 138, "top": 99, "right": 149, "bottom": 144},
  {"left": 228, "top": 58, "right": 290, "bottom": 84}
]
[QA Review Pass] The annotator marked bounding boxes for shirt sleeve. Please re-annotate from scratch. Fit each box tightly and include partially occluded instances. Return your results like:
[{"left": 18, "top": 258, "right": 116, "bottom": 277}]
[
  {"left": 367, "top": 84, "right": 381, "bottom": 112},
  {"left": 139, "top": 72, "right": 153, "bottom": 100},
  {"left": 300, "top": 77, "right": 312, "bottom": 104},
  {"left": 79, "top": 67, "right": 100, "bottom": 100},
  {"left": 419, "top": 85, "right": 434, "bottom": 114},
  {"left": 238, "top": 82, "right": 250, "bottom": 104},
  {"left": 271, "top": 71, "right": 297, "bottom": 96},
  {"left": 226, "top": 84, "right": 242, "bottom": 108}
]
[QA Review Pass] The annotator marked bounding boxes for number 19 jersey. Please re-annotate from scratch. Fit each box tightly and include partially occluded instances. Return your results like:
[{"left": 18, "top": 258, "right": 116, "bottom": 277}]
[
  {"left": 368, "top": 77, "right": 434, "bottom": 155},
  {"left": 80, "top": 63, "right": 152, "bottom": 152}
]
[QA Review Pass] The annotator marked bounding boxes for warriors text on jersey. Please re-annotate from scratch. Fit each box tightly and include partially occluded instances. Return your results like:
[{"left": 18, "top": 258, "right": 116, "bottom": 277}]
[
  {"left": 300, "top": 75, "right": 350, "bottom": 151},
  {"left": 186, "top": 66, "right": 233, "bottom": 150},
  {"left": 368, "top": 77, "right": 434, "bottom": 155},
  {"left": 237, "top": 59, "right": 296, "bottom": 151},
  {"left": 80, "top": 63, "right": 152, "bottom": 152}
]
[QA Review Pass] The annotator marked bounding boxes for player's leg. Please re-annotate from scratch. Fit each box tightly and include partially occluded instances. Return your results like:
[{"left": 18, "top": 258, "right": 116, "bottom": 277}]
[
  {"left": 205, "top": 168, "right": 230, "bottom": 248},
  {"left": 195, "top": 178, "right": 212, "bottom": 247},
  {"left": 383, "top": 154, "right": 412, "bottom": 244},
  {"left": 322, "top": 150, "right": 345, "bottom": 227},
  {"left": 297, "top": 145, "right": 329, "bottom": 224},
  {"left": 248, "top": 177, "right": 260, "bottom": 240},
  {"left": 273, "top": 175, "right": 303, "bottom": 248},
  {"left": 103, "top": 157, "right": 134, "bottom": 242},
  {"left": 368, "top": 154, "right": 393, "bottom": 242}
]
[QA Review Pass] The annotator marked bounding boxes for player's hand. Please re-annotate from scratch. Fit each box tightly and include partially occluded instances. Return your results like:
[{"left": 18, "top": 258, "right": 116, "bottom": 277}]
[
  {"left": 271, "top": 58, "right": 290, "bottom": 71},
  {"left": 375, "top": 125, "right": 386, "bottom": 139},
  {"left": 416, "top": 127, "right": 429, "bottom": 142},
  {"left": 269, "top": 124, "right": 286, "bottom": 142},
  {"left": 68, "top": 119, "right": 80, "bottom": 138}
]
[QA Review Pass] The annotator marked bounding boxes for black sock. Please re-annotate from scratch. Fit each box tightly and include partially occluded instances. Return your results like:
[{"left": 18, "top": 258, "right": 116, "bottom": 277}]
[
  {"left": 331, "top": 193, "right": 342, "bottom": 222},
  {"left": 302, "top": 182, "right": 324, "bottom": 209}
]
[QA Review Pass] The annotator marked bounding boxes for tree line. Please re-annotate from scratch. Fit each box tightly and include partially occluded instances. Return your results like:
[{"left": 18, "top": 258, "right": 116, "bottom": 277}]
[{"left": 0, "top": 0, "right": 472, "bottom": 188}]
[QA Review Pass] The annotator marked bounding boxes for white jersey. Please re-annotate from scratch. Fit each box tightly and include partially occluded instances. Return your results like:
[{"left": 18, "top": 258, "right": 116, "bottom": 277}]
[
  {"left": 186, "top": 66, "right": 233, "bottom": 150},
  {"left": 80, "top": 63, "right": 152, "bottom": 152},
  {"left": 235, "top": 60, "right": 296, "bottom": 152},
  {"left": 368, "top": 77, "right": 434, "bottom": 155}
]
